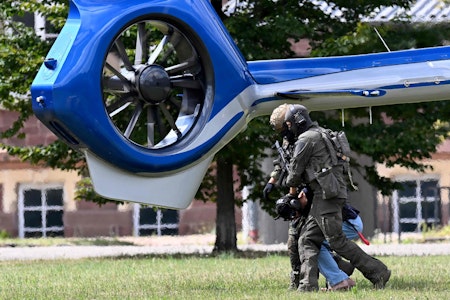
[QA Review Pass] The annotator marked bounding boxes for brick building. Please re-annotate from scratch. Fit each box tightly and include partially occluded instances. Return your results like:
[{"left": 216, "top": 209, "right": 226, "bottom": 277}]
[
  {"left": 0, "top": 110, "right": 241, "bottom": 238},
  {"left": 376, "top": 140, "right": 450, "bottom": 237}
]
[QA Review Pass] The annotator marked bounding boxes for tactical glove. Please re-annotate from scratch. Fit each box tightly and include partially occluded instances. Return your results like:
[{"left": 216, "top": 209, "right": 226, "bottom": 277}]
[{"left": 263, "top": 182, "right": 274, "bottom": 200}]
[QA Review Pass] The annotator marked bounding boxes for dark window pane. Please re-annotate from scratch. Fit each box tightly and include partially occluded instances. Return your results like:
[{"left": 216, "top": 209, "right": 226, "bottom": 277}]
[
  {"left": 400, "top": 223, "right": 417, "bottom": 232},
  {"left": 420, "top": 180, "right": 438, "bottom": 198},
  {"left": 139, "top": 207, "right": 157, "bottom": 225},
  {"left": 24, "top": 211, "right": 42, "bottom": 228},
  {"left": 421, "top": 200, "right": 440, "bottom": 219},
  {"left": 399, "top": 202, "right": 416, "bottom": 218},
  {"left": 25, "top": 231, "right": 43, "bottom": 238},
  {"left": 24, "top": 189, "right": 42, "bottom": 206},
  {"left": 161, "top": 210, "right": 179, "bottom": 224},
  {"left": 12, "top": 12, "right": 34, "bottom": 28},
  {"left": 46, "top": 189, "right": 63, "bottom": 206},
  {"left": 46, "top": 210, "right": 63, "bottom": 227},
  {"left": 139, "top": 229, "right": 157, "bottom": 236},
  {"left": 161, "top": 228, "right": 178, "bottom": 236},
  {"left": 398, "top": 181, "right": 416, "bottom": 198}
]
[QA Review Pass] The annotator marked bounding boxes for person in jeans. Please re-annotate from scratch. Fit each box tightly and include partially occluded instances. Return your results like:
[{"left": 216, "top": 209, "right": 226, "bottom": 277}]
[
  {"left": 271, "top": 184, "right": 363, "bottom": 291},
  {"left": 269, "top": 103, "right": 391, "bottom": 292},
  {"left": 265, "top": 110, "right": 360, "bottom": 291}
]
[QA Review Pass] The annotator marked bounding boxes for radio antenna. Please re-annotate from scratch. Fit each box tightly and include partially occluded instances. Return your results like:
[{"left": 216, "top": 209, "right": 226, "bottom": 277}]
[{"left": 374, "top": 27, "right": 391, "bottom": 52}]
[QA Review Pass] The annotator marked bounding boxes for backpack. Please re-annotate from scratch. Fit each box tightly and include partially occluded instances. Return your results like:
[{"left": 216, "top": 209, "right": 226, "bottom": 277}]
[
  {"left": 318, "top": 128, "right": 350, "bottom": 163},
  {"left": 317, "top": 128, "right": 358, "bottom": 191}
]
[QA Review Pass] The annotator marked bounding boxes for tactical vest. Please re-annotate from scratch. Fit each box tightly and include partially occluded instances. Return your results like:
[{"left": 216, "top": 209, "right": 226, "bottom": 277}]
[{"left": 313, "top": 127, "right": 358, "bottom": 191}]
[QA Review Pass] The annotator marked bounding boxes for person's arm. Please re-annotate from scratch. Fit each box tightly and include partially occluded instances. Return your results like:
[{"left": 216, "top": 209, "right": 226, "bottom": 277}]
[
  {"left": 263, "top": 176, "right": 278, "bottom": 200},
  {"left": 286, "top": 135, "right": 314, "bottom": 189},
  {"left": 298, "top": 188, "right": 308, "bottom": 209}
]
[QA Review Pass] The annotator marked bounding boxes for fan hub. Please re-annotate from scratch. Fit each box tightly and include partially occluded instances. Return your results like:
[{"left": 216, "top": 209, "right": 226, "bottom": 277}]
[{"left": 138, "top": 65, "right": 171, "bottom": 104}]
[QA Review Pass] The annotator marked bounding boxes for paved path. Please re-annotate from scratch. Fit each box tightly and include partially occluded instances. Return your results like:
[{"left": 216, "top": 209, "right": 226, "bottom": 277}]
[{"left": 0, "top": 243, "right": 449, "bottom": 261}]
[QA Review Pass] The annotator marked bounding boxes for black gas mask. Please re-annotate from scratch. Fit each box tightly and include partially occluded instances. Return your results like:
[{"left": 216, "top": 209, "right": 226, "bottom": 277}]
[
  {"left": 275, "top": 195, "right": 301, "bottom": 220},
  {"left": 279, "top": 122, "right": 296, "bottom": 144},
  {"left": 284, "top": 105, "right": 312, "bottom": 138}
]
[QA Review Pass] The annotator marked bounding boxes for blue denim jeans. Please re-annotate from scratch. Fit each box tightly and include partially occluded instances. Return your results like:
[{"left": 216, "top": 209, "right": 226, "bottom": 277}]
[{"left": 318, "top": 216, "right": 363, "bottom": 286}]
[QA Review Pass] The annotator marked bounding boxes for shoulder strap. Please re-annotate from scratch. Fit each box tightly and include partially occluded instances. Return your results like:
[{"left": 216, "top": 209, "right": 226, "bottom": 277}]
[{"left": 312, "top": 127, "right": 338, "bottom": 166}]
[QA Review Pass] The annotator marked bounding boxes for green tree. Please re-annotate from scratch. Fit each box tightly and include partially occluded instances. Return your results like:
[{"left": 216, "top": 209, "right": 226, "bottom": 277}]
[
  {"left": 1, "top": 0, "right": 120, "bottom": 206},
  {"left": 312, "top": 21, "right": 450, "bottom": 193},
  {"left": 208, "top": 0, "right": 421, "bottom": 252},
  {"left": 0, "top": 0, "right": 67, "bottom": 131},
  {"left": 1, "top": 0, "right": 449, "bottom": 252}
]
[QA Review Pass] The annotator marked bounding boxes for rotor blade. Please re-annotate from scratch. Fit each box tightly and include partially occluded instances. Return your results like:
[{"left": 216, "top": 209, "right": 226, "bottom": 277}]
[
  {"left": 105, "top": 62, "right": 132, "bottom": 90},
  {"left": 154, "top": 105, "right": 166, "bottom": 138},
  {"left": 109, "top": 101, "right": 132, "bottom": 118},
  {"left": 170, "top": 74, "right": 202, "bottom": 89},
  {"left": 105, "top": 51, "right": 121, "bottom": 75},
  {"left": 135, "top": 22, "right": 148, "bottom": 65},
  {"left": 148, "top": 34, "right": 170, "bottom": 65},
  {"left": 168, "top": 95, "right": 181, "bottom": 110},
  {"left": 107, "top": 95, "right": 135, "bottom": 117},
  {"left": 124, "top": 103, "right": 143, "bottom": 138},
  {"left": 168, "top": 31, "right": 196, "bottom": 64},
  {"left": 159, "top": 104, "right": 182, "bottom": 138},
  {"left": 165, "top": 60, "right": 196, "bottom": 74},
  {"left": 146, "top": 106, "right": 156, "bottom": 147},
  {"left": 103, "top": 76, "right": 130, "bottom": 93},
  {"left": 158, "top": 43, "right": 176, "bottom": 64},
  {"left": 114, "top": 38, "right": 134, "bottom": 71}
]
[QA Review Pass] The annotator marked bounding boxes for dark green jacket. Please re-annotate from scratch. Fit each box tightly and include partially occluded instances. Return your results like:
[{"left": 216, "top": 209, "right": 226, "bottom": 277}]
[{"left": 286, "top": 124, "right": 347, "bottom": 199}]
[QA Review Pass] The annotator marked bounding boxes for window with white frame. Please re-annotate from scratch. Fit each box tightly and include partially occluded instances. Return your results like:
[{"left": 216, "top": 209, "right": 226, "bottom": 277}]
[
  {"left": 392, "top": 178, "right": 440, "bottom": 233},
  {"left": 133, "top": 204, "right": 179, "bottom": 236},
  {"left": 18, "top": 184, "right": 64, "bottom": 238},
  {"left": 33, "top": 12, "right": 59, "bottom": 40},
  {"left": 11, "top": 11, "right": 58, "bottom": 40}
]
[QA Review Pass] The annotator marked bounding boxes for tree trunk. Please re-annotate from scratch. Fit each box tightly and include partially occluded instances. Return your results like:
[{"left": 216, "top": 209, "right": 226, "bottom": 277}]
[{"left": 213, "top": 153, "right": 238, "bottom": 253}]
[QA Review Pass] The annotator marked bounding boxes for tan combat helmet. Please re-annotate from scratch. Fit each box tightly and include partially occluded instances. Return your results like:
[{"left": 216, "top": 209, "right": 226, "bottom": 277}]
[{"left": 269, "top": 103, "right": 289, "bottom": 132}]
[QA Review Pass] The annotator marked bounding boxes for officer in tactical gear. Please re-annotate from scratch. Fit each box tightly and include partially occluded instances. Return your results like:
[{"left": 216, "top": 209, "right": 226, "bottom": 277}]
[
  {"left": 269, "top": 103, "right": 391, "bottom": 292},
  {"left": 266, "top": 104, "right": 358, "bottom": 291},
  {"left": 273, "top": 188, "right": 362, "bottom": 291}
]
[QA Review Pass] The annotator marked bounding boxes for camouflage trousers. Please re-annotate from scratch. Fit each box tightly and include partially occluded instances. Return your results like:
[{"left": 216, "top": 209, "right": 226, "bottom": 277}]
[
  {"left": 297, "top": 215, "right": 324, "bottom": 291},
  {"left": 304, "top": 192, "right": 389, "bottom": 287},
  {"left": 287, "top": 218, "right": 303, "bottom": 289}
]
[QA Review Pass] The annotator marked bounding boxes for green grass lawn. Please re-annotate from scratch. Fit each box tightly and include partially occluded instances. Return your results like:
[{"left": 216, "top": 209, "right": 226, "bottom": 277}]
[{"left": 0, "top": 254, "right": 448, "bottom": 299}]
